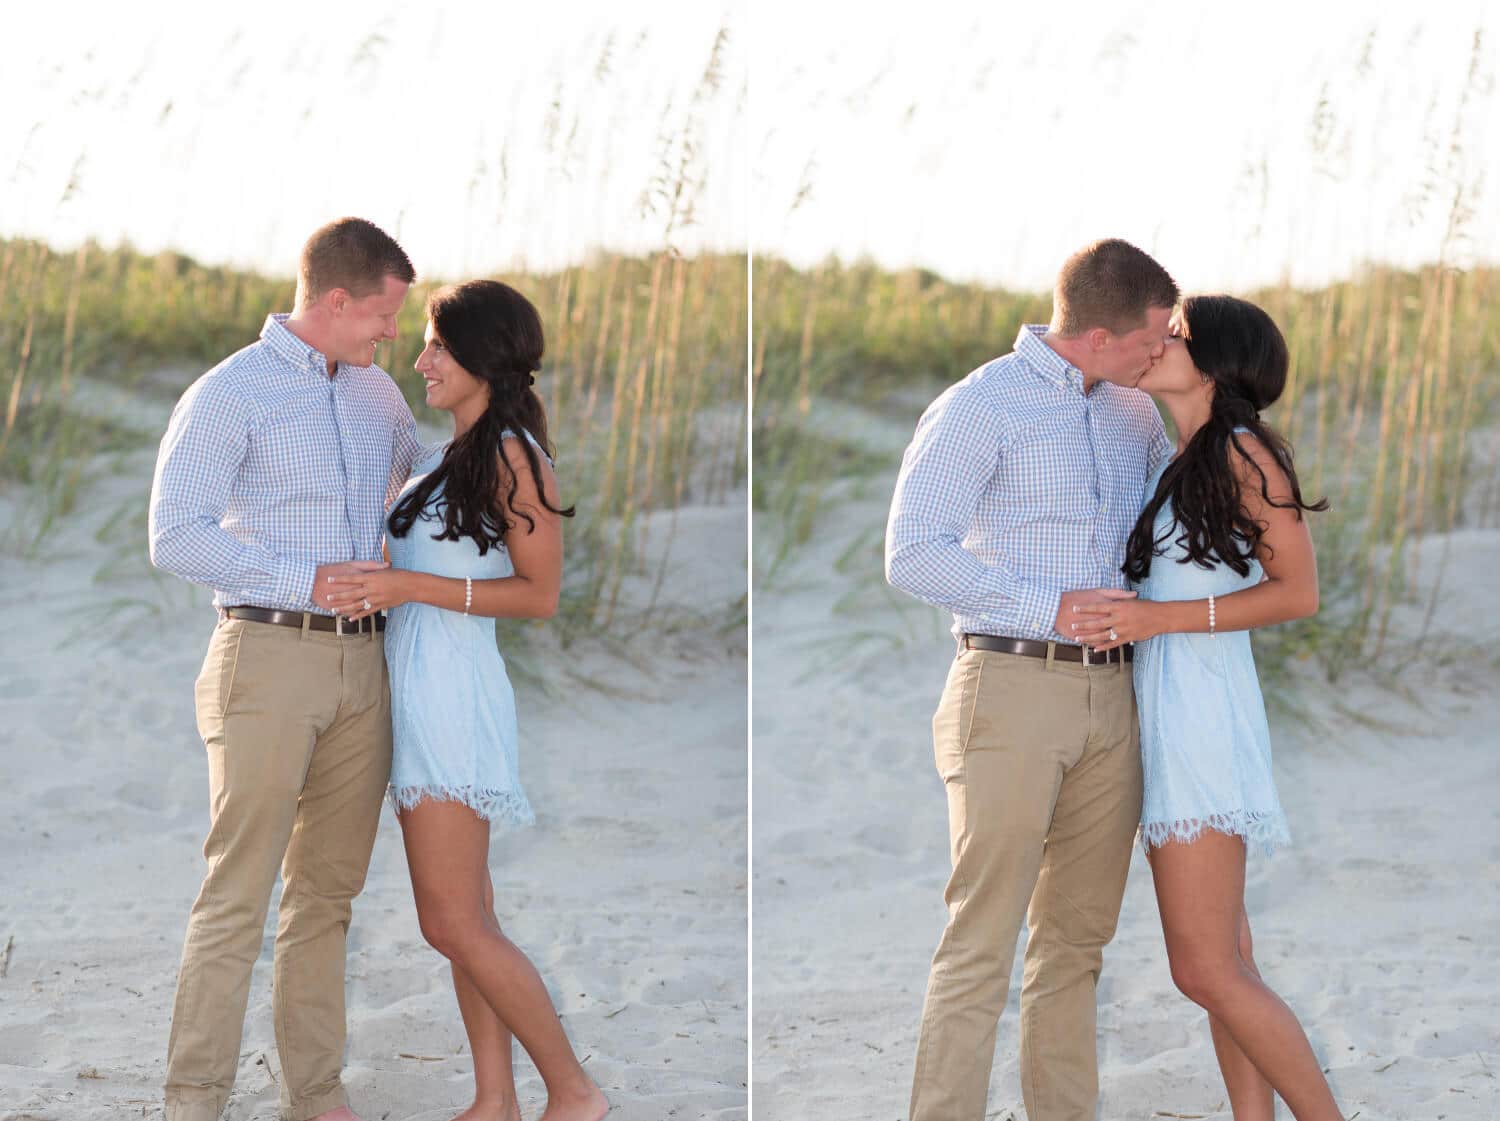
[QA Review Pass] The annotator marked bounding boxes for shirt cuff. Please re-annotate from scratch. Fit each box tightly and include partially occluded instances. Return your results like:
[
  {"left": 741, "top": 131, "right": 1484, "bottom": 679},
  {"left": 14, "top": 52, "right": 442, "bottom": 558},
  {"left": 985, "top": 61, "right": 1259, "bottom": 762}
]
[{"left": 274, "top": 558, "right": 322, "bottom": 612}]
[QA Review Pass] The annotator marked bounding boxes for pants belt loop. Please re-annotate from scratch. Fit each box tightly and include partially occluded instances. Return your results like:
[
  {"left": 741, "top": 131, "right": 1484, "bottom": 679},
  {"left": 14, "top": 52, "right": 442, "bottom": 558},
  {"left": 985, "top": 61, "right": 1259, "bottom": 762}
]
[
  {"left": 1045, "top": 640, "right": 1057, "bottom": 672},
  {"left": 301, "top": 611, "right": 312, "bottom": 641}
]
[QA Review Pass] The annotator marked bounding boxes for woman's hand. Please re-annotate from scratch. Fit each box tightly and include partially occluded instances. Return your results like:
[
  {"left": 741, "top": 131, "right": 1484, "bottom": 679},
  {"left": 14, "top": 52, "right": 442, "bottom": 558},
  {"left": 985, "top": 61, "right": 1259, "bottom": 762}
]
[
  {"left": 1071, "top": 597, "right": 1168, "bottom": 652},
  {"left": 325, "top": 567, "right": 415, "bottom": 621}
]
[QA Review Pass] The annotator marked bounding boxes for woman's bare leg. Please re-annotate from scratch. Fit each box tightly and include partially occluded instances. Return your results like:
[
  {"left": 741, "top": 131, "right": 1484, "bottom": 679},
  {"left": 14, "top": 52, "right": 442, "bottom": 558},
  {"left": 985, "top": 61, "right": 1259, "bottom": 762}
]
[
  {"left": 448, "top": 874, "right": 520, "bottom": 1120},
  {"left": 450, "top": 960, "right": 520, "bottom": 1121},
  {"left": 1149, "top": 831, "right": 1341, "bottom": 1121},
  {"left": 1203, "top": 913, "right": 1275, "bottom": 1121},
  {"left": 401, "top": 799, "right": 607, "bottom": 1121}
]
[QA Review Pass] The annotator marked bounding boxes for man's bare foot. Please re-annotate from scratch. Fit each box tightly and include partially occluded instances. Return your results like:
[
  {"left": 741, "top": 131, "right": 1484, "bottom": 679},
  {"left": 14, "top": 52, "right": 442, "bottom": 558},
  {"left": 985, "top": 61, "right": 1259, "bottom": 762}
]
[
  {"left": 538, "top": 1083, "right": 608, "bottom": 1121},
  {"left": 309, "top": 1109, "right": 362, "bottom": 1121},
  {"left": 452, "top": 1098, "right": 521, "bottom": 1121}
]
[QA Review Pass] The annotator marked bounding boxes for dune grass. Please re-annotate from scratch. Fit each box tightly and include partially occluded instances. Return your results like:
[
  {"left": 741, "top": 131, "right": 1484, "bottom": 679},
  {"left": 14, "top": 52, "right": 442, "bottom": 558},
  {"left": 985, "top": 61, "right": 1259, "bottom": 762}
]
[{"left": 751, "top": 255, "right": 1500, "bottom": 691}]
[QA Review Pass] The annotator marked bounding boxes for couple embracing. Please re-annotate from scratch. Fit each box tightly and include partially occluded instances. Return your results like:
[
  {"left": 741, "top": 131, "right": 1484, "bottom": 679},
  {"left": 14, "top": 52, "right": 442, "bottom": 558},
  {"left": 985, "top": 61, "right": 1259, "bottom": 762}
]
[
  {"left": 887, "top": 239, "right": 1343, "bottom": 1121},
  {"left": 148, "top": 218, "right": 608, "bottom": 1121}
]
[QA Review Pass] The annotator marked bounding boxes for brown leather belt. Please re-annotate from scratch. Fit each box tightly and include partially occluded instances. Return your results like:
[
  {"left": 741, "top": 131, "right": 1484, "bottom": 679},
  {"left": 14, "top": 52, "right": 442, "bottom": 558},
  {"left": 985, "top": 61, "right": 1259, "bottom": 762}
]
[
  {"left": 224, "top": 605, "right": 385, "bottom": 635},
  {"left": 962, "top": 633, "right": 1132, "bottom": 665}
]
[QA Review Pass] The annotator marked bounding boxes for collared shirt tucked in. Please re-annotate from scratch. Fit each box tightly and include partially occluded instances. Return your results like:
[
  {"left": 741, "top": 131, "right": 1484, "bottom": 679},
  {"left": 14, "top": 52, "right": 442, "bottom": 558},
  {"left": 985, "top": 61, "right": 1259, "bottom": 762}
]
[
  {"left": 149, "top": 313, "right": 421, "bottom": 614},
  {"left": 886, "top": 324, "right": 1172, "bottom": 644}
]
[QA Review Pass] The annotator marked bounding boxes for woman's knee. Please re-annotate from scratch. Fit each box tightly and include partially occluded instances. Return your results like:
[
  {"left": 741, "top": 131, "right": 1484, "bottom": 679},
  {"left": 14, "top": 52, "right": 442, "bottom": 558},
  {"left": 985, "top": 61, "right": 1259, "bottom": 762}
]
[
  {"left": 1168, "top": 951, "right": 1246, "bottom": 1011},
  {"left": 416, "top": 903, "right": 492, "bottom": 962}
]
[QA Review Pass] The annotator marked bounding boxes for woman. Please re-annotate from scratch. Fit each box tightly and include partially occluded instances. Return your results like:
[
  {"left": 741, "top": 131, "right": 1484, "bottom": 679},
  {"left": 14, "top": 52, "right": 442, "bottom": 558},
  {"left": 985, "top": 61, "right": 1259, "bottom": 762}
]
[
  {"left": 1071, "top": 295, "right": 1342, "bottom": 1121},
  {"left": 327, "top": 280, "right": 607, "bottom": 1121}
]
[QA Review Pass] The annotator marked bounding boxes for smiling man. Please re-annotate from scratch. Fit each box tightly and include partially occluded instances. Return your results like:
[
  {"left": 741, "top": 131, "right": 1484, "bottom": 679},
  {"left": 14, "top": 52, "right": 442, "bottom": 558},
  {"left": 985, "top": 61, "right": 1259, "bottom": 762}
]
[
  {"left": 148, "top": 217, "right": 420, "bottom": 1121},
  {"left": 886, "top": 238, "right": 1178, "bottom": 1121}
]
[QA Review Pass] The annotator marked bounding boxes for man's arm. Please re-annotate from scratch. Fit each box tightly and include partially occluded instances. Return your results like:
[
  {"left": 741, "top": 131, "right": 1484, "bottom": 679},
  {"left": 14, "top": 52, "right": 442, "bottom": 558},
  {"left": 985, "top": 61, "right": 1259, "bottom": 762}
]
[
  {"left": 386, "top": 392, "right": 421, "bottom": 509},
  {"left": 884, "top": 384, "right": 1061, "bottom": 638},
  {"left": 148, "top": 376, "right": 319, "bottom": 606}
]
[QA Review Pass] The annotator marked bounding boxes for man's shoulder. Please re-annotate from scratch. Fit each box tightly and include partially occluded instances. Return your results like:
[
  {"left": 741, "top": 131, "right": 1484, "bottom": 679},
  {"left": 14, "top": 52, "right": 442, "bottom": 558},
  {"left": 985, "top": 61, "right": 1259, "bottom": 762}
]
[
  {"left": 191, "top": 338, "right": 317, "bottom": 412},
  {"left": 945, "top": 350, "right": 1057, "bottom": 415},
  {"left": 173, "top": 342, "right": 267, "bottom": 415}
]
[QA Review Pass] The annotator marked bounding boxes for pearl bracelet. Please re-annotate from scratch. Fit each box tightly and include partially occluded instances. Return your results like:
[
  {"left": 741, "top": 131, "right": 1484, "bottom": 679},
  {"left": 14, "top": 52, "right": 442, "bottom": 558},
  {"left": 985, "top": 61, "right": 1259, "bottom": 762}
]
[
  {"left": 1208, "top": 593, "right": 1216, "bottom": 638},
  {"left": 464, "top": 576, "right": 472, "bottom": 616}
]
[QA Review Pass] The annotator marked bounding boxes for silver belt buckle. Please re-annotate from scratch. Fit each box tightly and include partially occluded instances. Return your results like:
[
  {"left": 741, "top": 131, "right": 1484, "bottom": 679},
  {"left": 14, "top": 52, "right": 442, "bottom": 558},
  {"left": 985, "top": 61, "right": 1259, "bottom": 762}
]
[
  {"left": 335, "top": 613, "right": 346, "bottom": 637},
  {"left": 1081, "top": 644, "right": 1095, "bottom": 667}
]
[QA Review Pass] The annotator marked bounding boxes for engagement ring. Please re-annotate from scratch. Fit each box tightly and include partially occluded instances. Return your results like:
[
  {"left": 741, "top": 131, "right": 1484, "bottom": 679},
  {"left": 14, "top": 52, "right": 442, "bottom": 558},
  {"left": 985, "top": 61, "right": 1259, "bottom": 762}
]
[
  {"left": 362, "top": 598, "right": 373, "bottom": 611},
  {"left": 1109, "top": 628, "right": 1118, "bottom": 641}
]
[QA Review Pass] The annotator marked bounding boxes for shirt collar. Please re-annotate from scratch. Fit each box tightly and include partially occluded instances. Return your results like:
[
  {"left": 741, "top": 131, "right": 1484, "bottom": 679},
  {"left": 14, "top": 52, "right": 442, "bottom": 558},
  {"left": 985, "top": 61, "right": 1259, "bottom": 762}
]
[
  {"left": 1014, "top": 324, "right": 1087, "bottom": 395},
  {"left": 261, "top": 313, "right": 338, "bottom": 379}
]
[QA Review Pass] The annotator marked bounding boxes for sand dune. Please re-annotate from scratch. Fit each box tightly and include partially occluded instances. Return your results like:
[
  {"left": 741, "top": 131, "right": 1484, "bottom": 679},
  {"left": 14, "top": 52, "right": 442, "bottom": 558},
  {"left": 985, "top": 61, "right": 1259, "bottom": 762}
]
[
  {"left": 751, "top": 475, "right": 1500, "bottom": 1121},
  {"left": 0, "top": 408, "right": 747, "bottom": 1121}
]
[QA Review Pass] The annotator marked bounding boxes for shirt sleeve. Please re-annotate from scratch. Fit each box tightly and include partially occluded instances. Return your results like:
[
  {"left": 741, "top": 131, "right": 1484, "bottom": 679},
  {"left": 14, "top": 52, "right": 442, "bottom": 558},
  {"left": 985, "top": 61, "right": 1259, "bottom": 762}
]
[
  {"left": 884, "top": 384, "right": 1061, "bottom": 637},
  {"left": 147, "top": 375, "right": 318, "bottom": 606},
  {"left": 387, "top": 395, "right": 420, "bottom": 509}
]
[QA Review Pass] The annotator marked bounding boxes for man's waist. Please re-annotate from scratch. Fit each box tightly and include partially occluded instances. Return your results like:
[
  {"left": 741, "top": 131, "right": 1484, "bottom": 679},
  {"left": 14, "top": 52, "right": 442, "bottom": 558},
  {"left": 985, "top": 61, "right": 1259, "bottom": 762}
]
[{"left": 962, "top": 632, "right": 1132, "bottom": 665}]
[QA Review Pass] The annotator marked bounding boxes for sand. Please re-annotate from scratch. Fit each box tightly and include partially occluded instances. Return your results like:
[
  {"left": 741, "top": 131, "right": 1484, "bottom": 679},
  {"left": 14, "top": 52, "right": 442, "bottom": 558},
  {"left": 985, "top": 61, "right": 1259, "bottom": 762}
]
[
  {"left": 0, "top": 381, "right": 748, "bottom": 1121},
  {"left": 751, "top": 452, "right": 1500, "bottom": 1121}
]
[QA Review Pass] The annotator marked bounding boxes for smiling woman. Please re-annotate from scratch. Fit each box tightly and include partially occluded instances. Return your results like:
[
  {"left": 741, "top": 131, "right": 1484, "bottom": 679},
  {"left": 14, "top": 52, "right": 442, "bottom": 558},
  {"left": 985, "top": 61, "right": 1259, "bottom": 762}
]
[{"left": 330, "top": 277, "right": 603, "bottom": 1121}]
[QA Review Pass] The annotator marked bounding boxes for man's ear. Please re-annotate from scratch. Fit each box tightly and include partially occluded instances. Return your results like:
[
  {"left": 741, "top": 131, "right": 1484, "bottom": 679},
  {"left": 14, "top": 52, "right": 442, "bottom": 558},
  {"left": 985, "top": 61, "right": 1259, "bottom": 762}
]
[
  {"left": 1085, "top": 326, "right": 1110, "bottom": 352},
  {"left": 326, "top": 287, "right": 350, "bottom": 315}
]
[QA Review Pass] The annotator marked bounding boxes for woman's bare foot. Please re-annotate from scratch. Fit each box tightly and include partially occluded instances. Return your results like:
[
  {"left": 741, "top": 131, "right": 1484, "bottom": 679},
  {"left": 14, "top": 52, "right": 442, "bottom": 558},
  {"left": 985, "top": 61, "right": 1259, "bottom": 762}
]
[
  {"left": 452, "top": 1098, "right": 521, "bottom": 1121},
  {"left": 538, "top": 1082, "right": 608, "bottom": 1121}
]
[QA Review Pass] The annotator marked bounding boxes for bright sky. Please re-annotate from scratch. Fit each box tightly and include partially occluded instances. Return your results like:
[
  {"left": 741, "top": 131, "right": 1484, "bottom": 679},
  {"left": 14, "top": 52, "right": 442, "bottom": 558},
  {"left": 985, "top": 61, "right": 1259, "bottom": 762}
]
[
  {"left": 1, "top": 0, "right": 744, "bottom": 280},
  {"left": 751, "top": 0, "right": 1499, "bottom": 292}
]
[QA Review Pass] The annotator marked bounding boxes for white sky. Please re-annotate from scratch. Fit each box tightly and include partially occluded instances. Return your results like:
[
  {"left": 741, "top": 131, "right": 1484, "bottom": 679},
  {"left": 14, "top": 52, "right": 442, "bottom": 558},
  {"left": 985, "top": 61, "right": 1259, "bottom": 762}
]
[
  {"left": 1, "top": 0, "right": 745, "bottom": 279},
  {"left": 5, "top": 1, "right": 1495, "bottom": 293},
  {"left": 751, "top": 0, "right": 1499, "bottom": 292}
]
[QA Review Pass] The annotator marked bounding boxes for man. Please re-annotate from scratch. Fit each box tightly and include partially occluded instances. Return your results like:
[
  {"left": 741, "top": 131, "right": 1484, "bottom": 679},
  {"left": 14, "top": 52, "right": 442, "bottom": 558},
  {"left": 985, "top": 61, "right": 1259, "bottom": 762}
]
[
  {"left": 149, "top": 217, "right": 421, "bottom": 1121},
  {"left": 886, "top": 238, "right": 1178, "bottom": 1121}
]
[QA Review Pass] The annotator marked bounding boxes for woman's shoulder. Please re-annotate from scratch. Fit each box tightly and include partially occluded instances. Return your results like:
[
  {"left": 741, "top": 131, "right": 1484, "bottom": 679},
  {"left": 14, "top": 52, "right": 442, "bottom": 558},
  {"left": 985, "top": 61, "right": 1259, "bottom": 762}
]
[{"left": 499, "top": 427, "right": 554, "bottom": 468}]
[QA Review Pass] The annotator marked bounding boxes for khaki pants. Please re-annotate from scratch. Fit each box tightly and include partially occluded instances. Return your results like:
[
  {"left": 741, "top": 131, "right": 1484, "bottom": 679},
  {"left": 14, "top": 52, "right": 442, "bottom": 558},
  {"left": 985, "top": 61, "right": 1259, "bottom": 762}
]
[
  {"left": 909, "top": 648, "right": 1141, "bottom": 1121},
  {"left": 164, "top": 618, "right": 392, "bottom": 1121}
]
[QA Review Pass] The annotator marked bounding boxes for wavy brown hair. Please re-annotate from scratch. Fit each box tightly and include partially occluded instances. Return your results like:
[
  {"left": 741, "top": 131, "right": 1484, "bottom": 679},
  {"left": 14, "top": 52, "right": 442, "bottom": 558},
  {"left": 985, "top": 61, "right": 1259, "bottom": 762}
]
[
  {"left": 388, "top": 280, "right": 575, "bottom": 554},
  {"left": 1122, "top": 295, "right": 1327, "bottom": 582}
]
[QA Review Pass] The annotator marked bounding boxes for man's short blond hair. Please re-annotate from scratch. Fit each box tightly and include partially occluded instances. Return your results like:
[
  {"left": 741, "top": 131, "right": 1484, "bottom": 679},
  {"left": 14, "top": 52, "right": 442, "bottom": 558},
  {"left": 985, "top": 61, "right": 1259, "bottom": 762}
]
[
  {"left": 1052, "top": 239, "right": 1178, "bottom": 336},
  {"left": 297, "top": 217, "right": 415, "bottom": 306}
]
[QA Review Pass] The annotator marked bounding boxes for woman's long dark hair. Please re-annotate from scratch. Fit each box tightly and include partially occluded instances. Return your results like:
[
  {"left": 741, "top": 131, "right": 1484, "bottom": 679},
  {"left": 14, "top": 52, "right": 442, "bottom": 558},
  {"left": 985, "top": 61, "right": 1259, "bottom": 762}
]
[
  {"left": 389, "top": 280, "right": 575, "bottom": 553},
  {"left": 1122, "top": 295, "right": 1327, "bottom": 582}
]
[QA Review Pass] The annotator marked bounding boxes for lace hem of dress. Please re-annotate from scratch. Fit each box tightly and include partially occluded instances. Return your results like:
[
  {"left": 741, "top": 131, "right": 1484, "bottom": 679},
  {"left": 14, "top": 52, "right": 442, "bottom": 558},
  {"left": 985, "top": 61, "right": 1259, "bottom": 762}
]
[
  {"left": 1139, "top": 810, "right": 1289, "bottom": 857},
  {"left": 389, "top": 783, "right": 536, "bottom": 828}
]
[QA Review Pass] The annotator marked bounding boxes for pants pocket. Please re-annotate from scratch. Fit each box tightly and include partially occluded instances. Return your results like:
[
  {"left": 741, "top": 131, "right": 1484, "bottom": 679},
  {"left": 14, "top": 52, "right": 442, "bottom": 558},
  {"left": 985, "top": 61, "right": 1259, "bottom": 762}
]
[
  {"left": 932, "top": 652, "right": 983, "bottom": 780},
  {"left": 194, "top": 622, "right": 244, "bottom": 742}
]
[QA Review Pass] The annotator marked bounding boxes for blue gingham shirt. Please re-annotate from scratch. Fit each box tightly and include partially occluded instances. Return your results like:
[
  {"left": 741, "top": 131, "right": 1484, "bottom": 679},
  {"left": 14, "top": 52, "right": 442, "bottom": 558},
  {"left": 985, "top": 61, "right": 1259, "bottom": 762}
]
[
  {"left": 148, "top": 313, "right": 421, "bottom": 614},
  {"left": 886, "top": 325, "right": 1171, "bottom": 644}
]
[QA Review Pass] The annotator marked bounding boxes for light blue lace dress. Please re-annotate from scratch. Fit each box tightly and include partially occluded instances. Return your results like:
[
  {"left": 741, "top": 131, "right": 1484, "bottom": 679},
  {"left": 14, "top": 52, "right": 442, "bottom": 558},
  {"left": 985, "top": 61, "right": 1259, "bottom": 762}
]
[
  {"left": 1130, "top": 452, "right": 1291, "bottom": 856},
  {"left": 383, "top": 432, "right": 541, "bottom": 827}
]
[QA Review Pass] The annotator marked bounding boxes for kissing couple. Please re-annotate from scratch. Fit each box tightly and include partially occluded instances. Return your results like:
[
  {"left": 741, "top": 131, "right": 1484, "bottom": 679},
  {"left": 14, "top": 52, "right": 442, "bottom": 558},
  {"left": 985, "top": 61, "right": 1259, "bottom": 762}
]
[{"left": 887, "top": 238, "right": 1343, "bottom": 1121}]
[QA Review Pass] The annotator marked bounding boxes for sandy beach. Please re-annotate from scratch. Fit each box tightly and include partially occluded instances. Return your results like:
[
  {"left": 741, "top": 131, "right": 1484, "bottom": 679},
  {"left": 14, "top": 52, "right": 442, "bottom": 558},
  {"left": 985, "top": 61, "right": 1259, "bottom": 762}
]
[
  {"left": 751, "top": 414, "right": 1500, "bottom": 1121},
  {"left": 0, "top": 382, "right": 748, "bottom": 1121}
]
